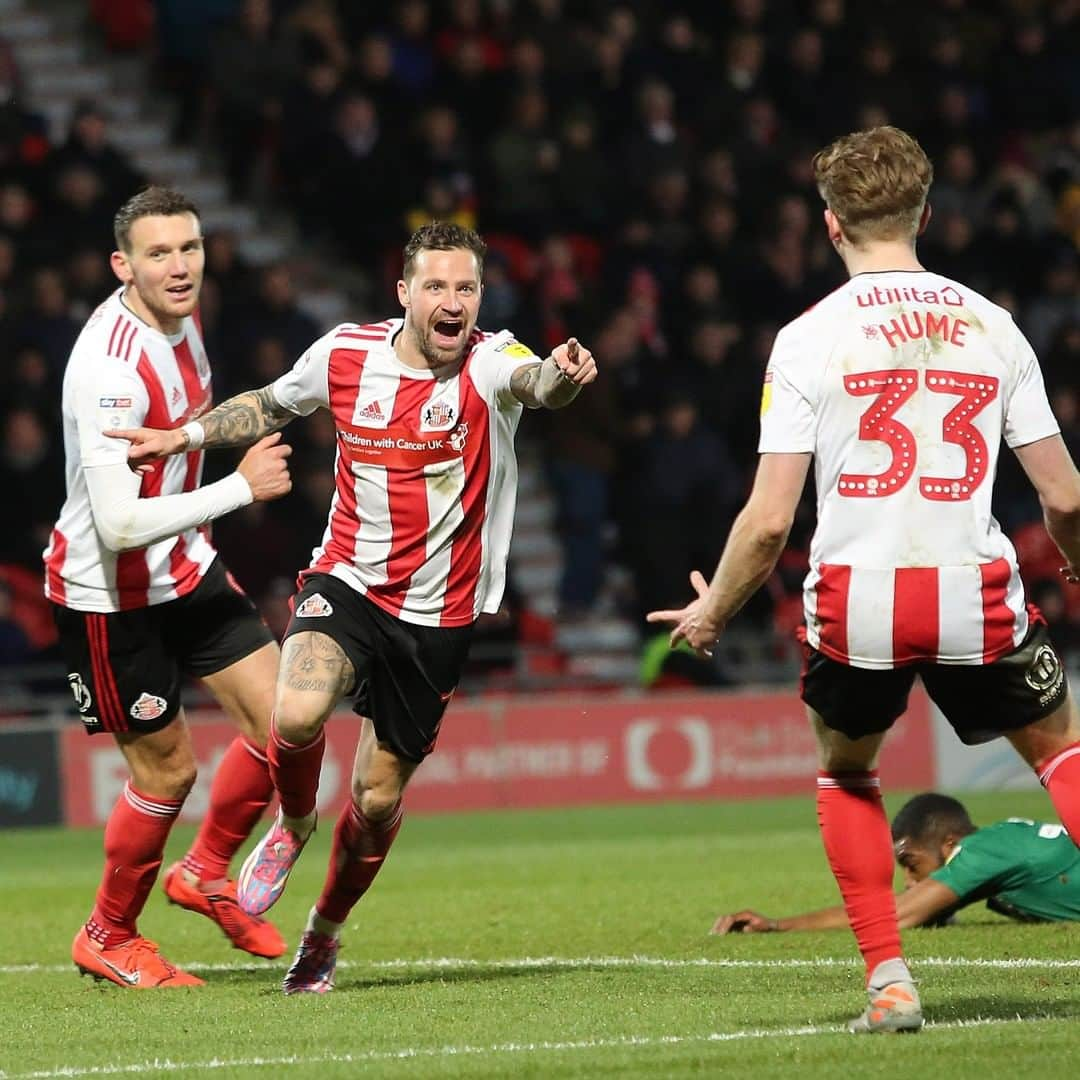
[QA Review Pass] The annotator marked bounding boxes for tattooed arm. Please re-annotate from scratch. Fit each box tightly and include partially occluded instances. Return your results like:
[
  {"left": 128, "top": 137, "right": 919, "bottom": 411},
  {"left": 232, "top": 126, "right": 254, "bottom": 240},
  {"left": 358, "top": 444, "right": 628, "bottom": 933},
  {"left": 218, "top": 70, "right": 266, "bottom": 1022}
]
[
  {"left": 104, "top": 383, "right": 299, "bottom": 462},
  {"left": 509, "top": 337, "right": 598, "bottom": 410},
  {"left": 183, "top": 384, "right": 295, "bottom": 450}
]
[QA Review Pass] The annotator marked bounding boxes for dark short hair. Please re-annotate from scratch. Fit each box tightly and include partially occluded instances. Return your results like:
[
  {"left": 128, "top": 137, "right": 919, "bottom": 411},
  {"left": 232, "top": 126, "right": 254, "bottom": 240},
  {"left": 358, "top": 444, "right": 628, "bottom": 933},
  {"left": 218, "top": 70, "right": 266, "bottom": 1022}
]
[
  {"left": 891, "top": 793, "right": 976, "bottom": 848},
  {"left": 402, "top": 221, "right": 486, "bottom": 281},
  {"left": 114, "top": 186, "right": 200, "bottom": 252}
]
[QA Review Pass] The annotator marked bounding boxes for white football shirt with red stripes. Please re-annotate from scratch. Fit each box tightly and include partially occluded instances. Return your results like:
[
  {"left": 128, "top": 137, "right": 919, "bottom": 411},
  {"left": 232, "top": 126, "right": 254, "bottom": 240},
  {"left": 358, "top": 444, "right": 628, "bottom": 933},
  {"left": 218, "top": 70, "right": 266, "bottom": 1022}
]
[
  {"left": 272, "top": 319, "right": 534, "bottom": 627},
  {"left": 43, "top": 288, "right": 217, "bottom": 611},
  {"left": 759, "top": 270, "right": 1060, "bottom": 669}
]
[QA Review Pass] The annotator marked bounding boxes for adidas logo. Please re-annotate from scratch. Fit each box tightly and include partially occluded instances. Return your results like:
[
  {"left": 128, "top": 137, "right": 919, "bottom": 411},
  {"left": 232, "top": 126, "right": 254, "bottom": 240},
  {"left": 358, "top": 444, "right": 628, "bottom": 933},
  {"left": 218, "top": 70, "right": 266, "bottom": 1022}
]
[
  {"left": 357, "top": 400, "right": 384, "bottom": 422},
  {"left": 171, "top": 386, "right": 183, "bottom": 406}
]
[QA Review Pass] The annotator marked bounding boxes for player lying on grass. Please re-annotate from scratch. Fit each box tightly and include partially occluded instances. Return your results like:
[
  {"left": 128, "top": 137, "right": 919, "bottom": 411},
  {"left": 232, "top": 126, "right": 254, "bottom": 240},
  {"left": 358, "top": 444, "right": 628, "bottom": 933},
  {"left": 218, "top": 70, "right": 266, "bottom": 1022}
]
[{"left": 714, "top": 793, "right": 1080, "bottom": 935}]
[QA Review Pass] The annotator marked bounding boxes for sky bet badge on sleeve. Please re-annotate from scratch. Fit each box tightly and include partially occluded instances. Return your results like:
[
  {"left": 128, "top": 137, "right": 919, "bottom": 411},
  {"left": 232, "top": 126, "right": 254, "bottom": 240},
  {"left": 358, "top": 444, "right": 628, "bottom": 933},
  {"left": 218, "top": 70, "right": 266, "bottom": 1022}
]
[
  {"left": 760, "top": 370, "right": 773, "bottom": 417},
  {"left": 496, "top": 340, "right": 536, "bottom": 360}
]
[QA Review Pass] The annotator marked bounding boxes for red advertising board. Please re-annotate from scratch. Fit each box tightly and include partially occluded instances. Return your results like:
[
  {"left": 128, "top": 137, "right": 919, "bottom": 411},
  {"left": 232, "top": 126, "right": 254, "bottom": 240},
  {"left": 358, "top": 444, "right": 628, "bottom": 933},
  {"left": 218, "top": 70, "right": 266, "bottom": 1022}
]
[{"left": 59, "top": 689, "right": 934, "bottom": 826}]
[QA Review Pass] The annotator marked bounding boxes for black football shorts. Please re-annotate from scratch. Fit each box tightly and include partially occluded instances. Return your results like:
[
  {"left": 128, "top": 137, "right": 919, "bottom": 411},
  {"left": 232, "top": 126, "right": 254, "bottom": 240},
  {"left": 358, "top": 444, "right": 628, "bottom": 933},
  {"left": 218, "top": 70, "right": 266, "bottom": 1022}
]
[
  {"left": 283, "top": 573, "right": 474, "bottom": 762},
  {"left": 53, "top": 557, "right": 274, "bottom": 735},
  {"left": 801, "top": 615, "right": 1068, "bottom": 745}
]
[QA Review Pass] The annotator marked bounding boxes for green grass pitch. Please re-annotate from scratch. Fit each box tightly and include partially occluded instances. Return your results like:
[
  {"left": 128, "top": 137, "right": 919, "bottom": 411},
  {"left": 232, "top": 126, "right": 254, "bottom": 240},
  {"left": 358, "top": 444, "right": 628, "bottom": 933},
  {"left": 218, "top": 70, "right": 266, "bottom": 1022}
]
[{"left": 1, "top": 790, "right": 1079, "bottom": 1078}]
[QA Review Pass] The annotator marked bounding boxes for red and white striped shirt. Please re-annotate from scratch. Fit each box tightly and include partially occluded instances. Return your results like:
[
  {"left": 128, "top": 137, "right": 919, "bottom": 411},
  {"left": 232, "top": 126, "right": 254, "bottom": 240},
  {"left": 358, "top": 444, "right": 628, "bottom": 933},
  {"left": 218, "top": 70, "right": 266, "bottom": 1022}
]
[
  {"left": 759, "top": 271, "right": 1060, "bottom": 669},
  {"left": 43, "top": 288, "right": 217, "bottom": 611},
  {"left": 273, "top": 319, "right": 535, "bottom": 627}
]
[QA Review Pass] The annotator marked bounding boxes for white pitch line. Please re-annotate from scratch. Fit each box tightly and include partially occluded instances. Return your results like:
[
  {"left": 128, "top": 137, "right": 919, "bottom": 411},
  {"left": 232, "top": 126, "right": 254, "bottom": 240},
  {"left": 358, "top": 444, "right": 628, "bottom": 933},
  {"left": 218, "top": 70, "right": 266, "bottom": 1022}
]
[
  {"left": 0, "top": 1016, "right": 1047, "bottom": 1079},
  {"left": 3, "top": 953, "right": 1080, "bottom": 976}
]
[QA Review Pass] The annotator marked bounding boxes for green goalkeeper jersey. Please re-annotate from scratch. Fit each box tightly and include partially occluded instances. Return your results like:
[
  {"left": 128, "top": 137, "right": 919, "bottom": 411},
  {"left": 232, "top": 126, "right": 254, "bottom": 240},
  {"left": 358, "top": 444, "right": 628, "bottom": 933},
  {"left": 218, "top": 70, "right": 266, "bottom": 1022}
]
[{"left": 931, "top": 819, "right": 1080, "bottom": 923}]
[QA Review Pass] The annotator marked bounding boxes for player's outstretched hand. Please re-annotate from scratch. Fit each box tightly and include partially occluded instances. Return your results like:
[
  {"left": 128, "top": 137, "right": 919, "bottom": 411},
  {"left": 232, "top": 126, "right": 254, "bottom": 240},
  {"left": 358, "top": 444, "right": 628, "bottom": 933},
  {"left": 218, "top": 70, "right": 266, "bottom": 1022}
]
[
  {"left": 104, "top": 424, "right": 187, "bottom": 463},
  {"left": 645, "top": 570, "right": 721, "bottom": 657},
  {"left": 711, "top": 909, "right": 779, "bottom": 935},
  {"left": 237, "top": 433, "right": 292, "bottom": 502},
  {"left": 552, "top": 337, "right": 597, "bottom": 385}
]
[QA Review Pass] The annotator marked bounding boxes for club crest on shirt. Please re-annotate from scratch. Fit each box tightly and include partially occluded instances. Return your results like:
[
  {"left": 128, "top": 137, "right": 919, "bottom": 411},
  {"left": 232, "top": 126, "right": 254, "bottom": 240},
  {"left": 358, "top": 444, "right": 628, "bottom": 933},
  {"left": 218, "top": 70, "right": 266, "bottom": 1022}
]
[
  {"left": 448, "top": 422, "right": 469, "bottom": 452},
  {"left": 421, "top": 400, "right": 457, "bottom": 431},
  {"left": 130, "top": 692, "right": 168, "bottom": 722},
  {"left": 296, "top": 593, "right": 333, "bottom": 618}
]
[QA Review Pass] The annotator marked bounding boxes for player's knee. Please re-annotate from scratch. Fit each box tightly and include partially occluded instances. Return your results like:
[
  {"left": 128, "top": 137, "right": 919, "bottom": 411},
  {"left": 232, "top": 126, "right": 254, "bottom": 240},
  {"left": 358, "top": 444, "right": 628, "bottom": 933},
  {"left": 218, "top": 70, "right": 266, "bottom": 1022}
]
[
  {"left": 134, "top": 760, "right": 196, "bottom": 801},
  {"left": 357, "top": 784, "right": 402, "bottom": 823},
  {"left": 272, "top": 702, "right": 326, "bottom": 747}
]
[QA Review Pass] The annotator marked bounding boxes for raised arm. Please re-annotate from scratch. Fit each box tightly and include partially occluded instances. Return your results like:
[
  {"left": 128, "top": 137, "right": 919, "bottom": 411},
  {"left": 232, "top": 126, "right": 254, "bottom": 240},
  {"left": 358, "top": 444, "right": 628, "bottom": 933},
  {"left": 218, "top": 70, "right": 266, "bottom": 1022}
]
[
  {"left": 106, "top": 383, "right": 297, "bottom": 463},
  {"left": 509, "top": 338, "right": 597, "bottom": 410}
]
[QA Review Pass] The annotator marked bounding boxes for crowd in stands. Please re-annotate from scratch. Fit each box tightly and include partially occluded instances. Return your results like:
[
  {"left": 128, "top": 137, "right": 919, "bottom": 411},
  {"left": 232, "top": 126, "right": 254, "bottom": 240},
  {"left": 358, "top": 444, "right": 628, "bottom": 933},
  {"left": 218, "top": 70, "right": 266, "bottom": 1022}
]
[{"left": 2, "top": 0, "right": 1079, "bottom": 681}]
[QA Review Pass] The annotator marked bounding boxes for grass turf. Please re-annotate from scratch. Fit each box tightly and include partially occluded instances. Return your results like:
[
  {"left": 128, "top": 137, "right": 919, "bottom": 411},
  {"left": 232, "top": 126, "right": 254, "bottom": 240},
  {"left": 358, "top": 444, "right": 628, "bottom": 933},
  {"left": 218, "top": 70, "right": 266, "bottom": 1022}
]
[{"left": 1, "top": 790, "right": 1079, "bottom": 1078}]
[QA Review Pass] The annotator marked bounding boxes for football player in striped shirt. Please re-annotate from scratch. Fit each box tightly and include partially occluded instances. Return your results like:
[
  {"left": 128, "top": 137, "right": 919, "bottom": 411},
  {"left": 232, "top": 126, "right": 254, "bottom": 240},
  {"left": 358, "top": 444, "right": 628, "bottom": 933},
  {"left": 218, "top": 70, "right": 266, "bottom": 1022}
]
[
  {"left": 648, "top": 127, "right": 1080, "bottom": 1033},
  {"left": 47, "top": 187, "right": 293, "bottom": 988},
  {"left": 106, "top": 221, "right": 598, "bottom": 994}
]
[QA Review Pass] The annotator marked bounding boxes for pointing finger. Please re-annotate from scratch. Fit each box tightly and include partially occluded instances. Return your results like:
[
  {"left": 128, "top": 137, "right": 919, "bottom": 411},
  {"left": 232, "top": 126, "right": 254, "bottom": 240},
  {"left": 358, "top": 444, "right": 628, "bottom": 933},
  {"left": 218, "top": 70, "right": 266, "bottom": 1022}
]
[
  {"left": 646, "top": 608, "right": 684, "bottom": 623},
  {"left": 566, "top": 338, "right": 579, "bottom": 366}
]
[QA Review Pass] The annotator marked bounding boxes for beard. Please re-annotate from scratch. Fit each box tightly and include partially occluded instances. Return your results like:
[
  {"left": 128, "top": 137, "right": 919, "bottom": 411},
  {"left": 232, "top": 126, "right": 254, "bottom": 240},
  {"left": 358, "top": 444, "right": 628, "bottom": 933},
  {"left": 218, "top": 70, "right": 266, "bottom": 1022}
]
[{"left": 409, "top": 321, "right": 468, "bottom": 368}]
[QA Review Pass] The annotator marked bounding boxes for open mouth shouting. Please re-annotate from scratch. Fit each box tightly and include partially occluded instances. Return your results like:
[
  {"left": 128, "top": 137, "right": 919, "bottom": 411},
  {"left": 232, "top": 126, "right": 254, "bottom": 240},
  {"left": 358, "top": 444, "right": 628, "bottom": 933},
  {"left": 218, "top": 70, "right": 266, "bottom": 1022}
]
[{"left": 432, "top": 317, "right": 465, "bottom": 349}]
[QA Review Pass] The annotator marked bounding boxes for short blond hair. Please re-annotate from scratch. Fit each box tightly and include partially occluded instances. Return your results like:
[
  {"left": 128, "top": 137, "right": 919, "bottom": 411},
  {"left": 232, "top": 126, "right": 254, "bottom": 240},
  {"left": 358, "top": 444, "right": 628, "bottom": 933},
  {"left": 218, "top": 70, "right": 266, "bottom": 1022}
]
[{"left": 813, "top": 126, "right": 933, "bottom": 245}]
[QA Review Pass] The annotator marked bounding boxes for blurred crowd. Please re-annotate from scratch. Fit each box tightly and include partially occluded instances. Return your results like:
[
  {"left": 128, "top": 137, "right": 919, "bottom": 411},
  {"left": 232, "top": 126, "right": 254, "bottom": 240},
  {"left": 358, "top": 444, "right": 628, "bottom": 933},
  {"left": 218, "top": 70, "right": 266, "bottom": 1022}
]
[{"left": 2, "top": 0, "right": 1080, "bottom": 677}]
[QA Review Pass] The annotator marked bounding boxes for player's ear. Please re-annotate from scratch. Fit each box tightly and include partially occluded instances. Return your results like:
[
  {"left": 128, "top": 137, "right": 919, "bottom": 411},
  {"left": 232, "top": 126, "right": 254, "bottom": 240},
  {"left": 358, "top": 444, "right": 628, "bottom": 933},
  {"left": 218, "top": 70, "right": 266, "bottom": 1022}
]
[
  {"left": 397, "top": 278, "right": 409, "bottom": 308},
  {"left": 110, "top": 249, "right": 132, "bottom": 284},
  {"left": 917, "top": 203, "right": 932, "bottom": 237},
  {"left": 823, "top": 208, "right": 843, "bottom": 248}
]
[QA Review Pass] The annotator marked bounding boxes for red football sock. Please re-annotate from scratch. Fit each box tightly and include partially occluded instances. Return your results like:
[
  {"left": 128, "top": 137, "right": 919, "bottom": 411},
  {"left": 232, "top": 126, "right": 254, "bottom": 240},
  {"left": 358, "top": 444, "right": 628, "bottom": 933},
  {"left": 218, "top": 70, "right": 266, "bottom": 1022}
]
[
  {"left": 182, "top": 737, "right": 273, "bottom": 884},
  {"left": 816, "top": 770, "right": 903, "bottom": 980},
  {"left": 315, "top": 799, "right": 404, "bottom": 925},
  {"left": 85, "top": 782, "right": 182, "bottom": 948},
  {"left": 1037, "top": 739, "right": 1080, "bottom": 843},
  {"left": 268, "top": 718, "right": 325, "bottom": 820}
]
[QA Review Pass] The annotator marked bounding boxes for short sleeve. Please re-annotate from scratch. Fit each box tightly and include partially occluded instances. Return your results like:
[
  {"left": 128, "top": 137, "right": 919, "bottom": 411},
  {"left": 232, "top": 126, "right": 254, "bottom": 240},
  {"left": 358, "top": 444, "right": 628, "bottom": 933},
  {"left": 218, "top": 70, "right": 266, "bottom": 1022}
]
[
  {"left": 76, "top": 358, "right": 150, "bottom": 468},
  {"left": 272, "top": 330, "right": 334, "bottom": 416},
  {"left": 758, "top": 365, "right": 816, "bottom": 453},
  {"left": 468, "top": 330, "right": 538, "bottom": 409},
  {"left": 1003, "top": 321, "right": 1059, "bottom": 449},
  {"left": 930, "top": 831, "right": 1027, "bottom": 902}
]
